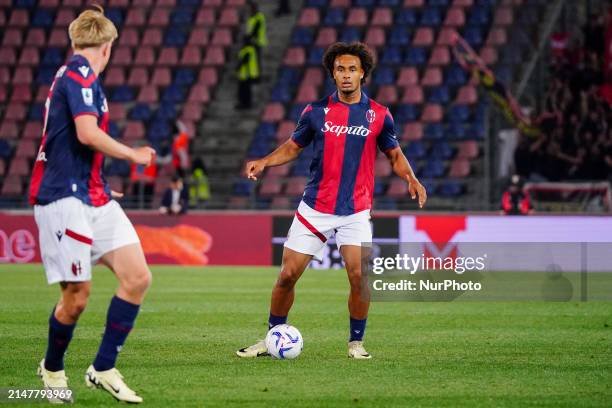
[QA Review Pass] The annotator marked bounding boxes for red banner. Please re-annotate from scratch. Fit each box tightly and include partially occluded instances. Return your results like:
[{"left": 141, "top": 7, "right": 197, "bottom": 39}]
[{"left": 0, "top": 212, "right": 272, "bottom": 266}]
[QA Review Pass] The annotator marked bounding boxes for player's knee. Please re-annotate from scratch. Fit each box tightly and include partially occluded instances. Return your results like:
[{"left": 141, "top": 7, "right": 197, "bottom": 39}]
[
  {"left": 63, "top": 291, "right": 89, "bottom": 319},
  {"left": 347, "top": 267, "right": 364, "bottom": 290},
  {"left": 276, "top": 267, "right": 300, "bottom": 290},
  {"left": 122, "top": 268, "right": 152, "bottom": 295}
]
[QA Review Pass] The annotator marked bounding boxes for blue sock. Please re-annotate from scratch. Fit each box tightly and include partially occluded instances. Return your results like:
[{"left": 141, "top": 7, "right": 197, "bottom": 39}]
[
  {"left": 93, "top": 296, "right": 140, "bottom": 371},
  {"left": 349, "top": 317, "right": 367, "bottom": 342},
  {"left": 268, "top": 313, "right": 287, "bottom": 330},
  {"left": 44, "top": 307, "right": 76, "bottom": 372}
]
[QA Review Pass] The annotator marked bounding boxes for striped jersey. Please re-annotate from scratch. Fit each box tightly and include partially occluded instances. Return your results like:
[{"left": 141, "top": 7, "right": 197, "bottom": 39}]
[
  {"left": 291, "top": 91, "right": 399, "bottom": 215},
  {"left": 29, "top": 54, "right": 112, "bottom": 207}
]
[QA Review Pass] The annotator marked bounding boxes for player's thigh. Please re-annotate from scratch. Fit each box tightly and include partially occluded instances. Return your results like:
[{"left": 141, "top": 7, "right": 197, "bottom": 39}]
[
  {"left": 284, "top": 201, "right": 334, "bottom": 262},
  {"left": 336, "top": 212, "right": 372, "bottom": 278},
  {"left": 99, "top": 243, "right": 151, "bottom": 289},
  {"left": 34, "top": 197, "right": 94, "bottom": 285},
  {"left": 280, "top": 246, "right": 313, "bottom": 281}
]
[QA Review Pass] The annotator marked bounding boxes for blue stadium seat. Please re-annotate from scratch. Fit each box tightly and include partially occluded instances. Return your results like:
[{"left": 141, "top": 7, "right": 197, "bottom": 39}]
[
  {"left": 288, "top": 104, "right": 308, "bottom": 122},
  {"left": 374, "top": 178, "right": 387, "bottom": 196},
  {"left": 428, "top": 0, "right": 450, "bottom": 6},
  {"left": 424, "top": 123, "right": 445, "bottom": 140},
  {"left": 171, "top": 8, "right": 194, "bottom": 25},
  {"left": 389, "top": 26, "right": 411, "bottom": 46},
  {"left": 105, "top": 8, "right": 124, "bottom": 28},
  {"left": 430, "top": 141, "right": 453, "bottom": 160},
  {"left": 340, "top": 27, "right": 362, "bottom": 43},
  {"left": 446, "top": 123, "right": 468, "bottom": 140},
  {"left": 307, "top": 47, "right": 325, "bottom": 65},
  {"left": 394, "top": 104, "right": 420, "bottom": 123},
  {"left": 278, "top": 68, "right": 300, "bottom": 86},
  {"left": 323, "top": 8, "right": 344, "bottom": 26},
  {"left": 255, "top": 198, "right": 271, "bottom": 210},
  {"left": 156, "top": 104, "right": 177, "bottom": 120},
  {"left": 447, "top": 105, "right": 471, "bottom": 123},
  {"left": 380, "top": 46, "right": 402, "bottom": 65},
  {"left": 0, "top": 140, "right": 12, "bottom": 160},
  {"left": 129, "top": 104, "right": 152, "bottom": 121},
  {"left": 36, "top": 68, "right": 55, "bottom": 85},
  {"left": 270, "top": 85, "right": 292, "bottom": 103},
  {"left": 429, "top": 86, "right": 450, "bottom": 104},
  {"left": 404, "top": 47, "right": 427, "bottom": 66},
  {"left": 291, "top": 28, "right": 314, "bottom": 46},
  {"left": 438, "top": 181, "right": 463, "bottom": 197},
  {"left": 108, "top": 122, "right": 121, "bottom": 139},
  {"left": 178, "top": 0, "right": 200, "bottom": 6},
  {"left": 354, "top": 0, "right": 375, "bottom": 8},
  {"left": 469, "top": 122, "right": 486, "bottom": 140},
  {"left": 396, "top": 9, "right": 416, "bottom": 25},
  {"left": 164, "top": 28, "right": 187, "bottom": 47},
  {"left": 306, "top": 0, "right": 328, "bottom": 7},
  {"left": 233, "top": 180, "right": 254, "bottom": 196},
  {"left": 379, "top": 0, "right": 400, "bottom": 6},
  {"left": 41, "top": 48, "right": 64, "bottom": 67},
  {"left": 421, "top": 179, "right": 436, "bottom": 196},
  {"left": 15, "top": 0, "right": 36, "bottom": 7},
  {"left": 403, "top": 141, "right": 426, "bottom": 160},
  {"left": 32, "top": 9, "right": 54, "bottom": 28},
  {"left": 161, "top": 85, "right": 186, "bottom": 103},
  {"left": 174, "top": 68, "right": 195, "bottom": 86},
  {"left": 291, "top": 160, "right": 311, "bottom": 176},
  {"left": 420, "top": 7, "right": 442, "bottom": 27},
  {"left": 373, "top": 67, "right": 395, "bottom": 85},
  {"left": 463, "top": 26, "right": 484, "bottom": 48},
  {"left": 374, "top": 197, "right": 397, "bottom": 210},
  {"left": 468, "top": 7, "right": 490, "bottom": 26},
  {"left": 146, "top": 120, "right": 171, "bottom": 142},
  {"left": 110, "top": 86, "right": 135, "bottom": 103},
  {"left": 444, "top": 65, "right": 467, "bottom": 87},
  {"left": 421, "top": 159, "right": 445, "bottom": 178},
  {"left": 255, "top": 122, "right": 277, "bottom": 140}
]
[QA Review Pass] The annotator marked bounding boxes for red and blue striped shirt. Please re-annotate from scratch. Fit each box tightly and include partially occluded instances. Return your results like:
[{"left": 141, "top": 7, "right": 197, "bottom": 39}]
[{"left": 291, "top": 91, "right": 399, "bottom": 215}]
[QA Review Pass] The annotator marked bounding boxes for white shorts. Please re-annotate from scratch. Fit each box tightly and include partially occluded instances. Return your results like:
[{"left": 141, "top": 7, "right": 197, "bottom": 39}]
[
  {"left": 34, "top": 197, "right": 140, "bottom": 285},
  {"left": 284, "top": 201, "right": 372, "bottom": 261}
]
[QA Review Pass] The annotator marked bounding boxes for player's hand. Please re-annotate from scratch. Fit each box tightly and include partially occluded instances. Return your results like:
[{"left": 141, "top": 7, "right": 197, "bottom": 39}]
[
  {"left": 408, "top": 178, "right": 427, "bottom": 208},
  {"left": 131, "top": 146, "right": 156, "bottom": 166},
  {"left": 245, "top": 160, "right": 266, "bottom": 181},
  {"left": 111, "top": 190, "right": 124, "bottom": 199}
]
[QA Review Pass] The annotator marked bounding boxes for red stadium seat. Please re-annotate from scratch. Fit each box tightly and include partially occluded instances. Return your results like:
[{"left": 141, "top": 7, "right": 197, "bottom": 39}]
[
  {"left": 62, "top": 0, "right": 82, "bottom": 6},
  {"left": 203, "top": 0, "right": 222, "bottom": 6},
  {"left": 346, "top": 8, "right": 367, "bottom": 27},
  {"left": 315, "top": 27, "right": 337, "bottom": 48},
  {"left": 211, "top": 28, "right": 232, "bottom": 46},
  {"left": 8, "top": 157, "right": 30, "bottom": 176},
  {"left": 127, "top": 67, "right": 149, "bottom": 86},
  {"left": 0, "top": 120, "right": 20, "bottom": 139},
  {"left": 9, "top": 9, "right": 29, "bottom": 27},
  {"left": 156, "top": 0, "right": 176, "bottom": 6},
  {"left": 48, "top": 29, "right": 69, "bottom": 47},
  {"left": 188, "top": 28, "right": 209, "bottom": 46},
  {"left": 187, "top": 85, "right": 210, "bottom": 103},
  {"left": 18, "top": 47, "right": 39, "bottom": 66},
  {"left": 480, "top": 46, "right": 498, "bottom": 65},
  {"left": 180, "top": 102, "right": 203, "bottom": 121},
  {"left": 421, "top": 104, "right": 443, "bottom": 123},
  {"left": 134, "top": 46, "right": 155, "bottom": 66},
  {"left": 270, "top": 196, "right": 290, "bottom": 209},
  {"left": 1, "top": 175, "right": 24, "bottom": 196},
  {"left": 11, "top": 85, "right": 32, "bottom": 103},
  {"left": 201, "top": 47, "right": 224, "bottom": 67},
  {"left": 228, "top": 196, "right": 249, "bottom": 209},
  {"left": 108, "top": 103, "right": 126, "bottom": 121},
  {"left": 198, "top": 67, "right": 218, "bottom": 86},
  {"left": 180, "top": 46, "right": 202, "bottom": 66},
  {"left": 397, "top": 67, "right": 419, "bottom": 87},
  {"left": 142, "top": 28, "right": 163, "bottom": 46},
  {"left": 262, "top": 103, "right": 285, "bottom": 122},
  {"left": 23, "top": 121, "right": 42, "bottom": 139},
  {"left": 123, "top": 121, "right": 145, "bottom": 140},
  {"left": 330, "top": 0, "right": 350, "bottom": 6},
  {"left": 429, "top": 46, "right": 450, "bottom": 66},
  {"left": 303, "top": 67, "right": 324, "bottom": 87},
  {"left": 386, "top": 178, "right": 408, "bottom": 197},
  {"left": 55, "top": 9, "right": 76, "bottom": 27},
  {"left": 267, "top": 164, "right": 290, "bottom": 177},
  {"left": 0, "top": 67, "right": 9, "bottom": 85},
  {"left": 106, "top": 176, "right": 124, "bottom": 194},
  {"left": 452, "top": 0, "right": 473, "bottom": 6},
  {"left": 111, "top": 47, "right": 133, "bottom": 66},
  {"left": 404, "top": 0, "right": 424, "bottom": 7},
  {"left": 375, "top": 85, "right": 398, "bottom": 105},
  {"left": 227, "top": 0, "right": 246, "bottom": 6},
  {"left": 25, "top": 29, "right": 46, "bottom": 47},
  {"left": 375, "top": 157, "right": 392, "bottom": 177},
  {"left": 371, "top": 8, "right": 393, "bottom": 26},
  {"left": 401, "top": 85, "right": 424, "bottom": 104},
  {"left": 196, "top": 9, "right": 216, "bottom": 26},
  {"left": 285, "top": 177, "right": 307, "bottom": 196},
  {"left": 148, "top": 8, "right": 169, "bottom": 26},
  {"left": 448, "top": 158, "right": 470, "bottom": 177},
  {"left": 0, "top": 87, "right": 7, "bottom": 103},
  {"left": 15, "top": 139, "right": 37, "bottom": 158},
  {"left": 13, "top": 67, "right": 33, "bottom": 85},
  {"left": 151, "top": 67, "right": 171, "bottom": 86},
  {"left": 486, "top": 28, "right": 507, "bottom": 46},
  {"left": 39, "top": 0, "right": 59, "bottom": 5},
  {"left": 276, "top": 120, "right": 296, "bottom": 142},
  {"left": 5, "top": 103, "right": 27, "bottom": 120},
  {"left": 364, "top": 27, "right": 386, "bottom": 48},
  {"left": 133, "top": 0, "right": 153, "bottom": 6},
  {"left": 494, "top": 7, "right": 513, "bottom": 26},
  {"left": 297, "top": 8, "right": 320, "bottom": 27},
  {"left": 283, "top": 47, "right": 305, "bottom": 67},
  {"left": 0, "top": 161, "right": 6, "bottom": 178},
  {"left": 36, "top": 85, "right": 50, "bottom": 103},
  {"left": 119, "top": 28, "right": 139, "bottom": 47},
  {"left": 109, "top": 0, "right": 129, "bottom": 6},
  {"left": 437, "top": 28, "right": 457, "bottom": 46},
  {"left": 413, "top": 28, "right": 434, "bottom": 47},
  {"left": 137, "top": 86, "right": 158, "bottom": 103},
  {"left": 401, "top": 122, "right": 423, "bottom": 142},
  {"left": 104, "top": 67, "right": 125, "bottom": 87},
  {"left": 456, "top": 141, "right": 479, "bottom": 159},
  {"left": 157, "top": 48, "right": 178, "bottom": 66},
  {"left": 259, "top": 176, "right": 283, "bottom": 197},
  {"left": 2, "top": 29, "right": 23, "bottom": 47},
  {"left": 295, "top": 84, "right": 319, "bottom": 104},
  {"left": 444, "top": 7, "right": 465, "bottom": 27},
  {"left": 218, "top": 8, "right": 239, "bottom": 27},
  {"left": 455, "top": 85, "right": 477, "bottom": 105},
  {"left": 421, "top": 67, "right": 443, "bottom": 87}
]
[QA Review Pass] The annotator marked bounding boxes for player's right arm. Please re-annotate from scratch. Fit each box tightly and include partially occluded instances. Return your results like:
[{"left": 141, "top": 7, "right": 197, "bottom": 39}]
[
  {"left": 75, "top": 115, "right": 155, "bottom": 166},
  {"left": 245, "top": 139, "right": 302, "bottom": 181}
]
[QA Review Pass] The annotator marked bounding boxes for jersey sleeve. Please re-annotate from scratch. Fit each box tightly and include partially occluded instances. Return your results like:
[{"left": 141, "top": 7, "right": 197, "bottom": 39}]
[
  {"left": 65, "top": 71, "right": 100, "bottom": 119},
  {"left": 291, "top": 104, "right": 315, "bottom": 147},
  {"left": 377, "top": 109, "right": 400, "bottom": 152}
]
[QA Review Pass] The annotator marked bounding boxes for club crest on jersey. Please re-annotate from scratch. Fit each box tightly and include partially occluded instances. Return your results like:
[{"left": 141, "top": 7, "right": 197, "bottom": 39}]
[
  {"left": 321, "top": 121, "right": 371, "bottom": 137},
  {"left": 78, "top": 66, "right": 90, "bottom": 78},
  {"left": 82, "top": 88, "right": 93, "bottom": 106},
  {"left": 366, "top": 109, "right": 376, "bottom": 123}
]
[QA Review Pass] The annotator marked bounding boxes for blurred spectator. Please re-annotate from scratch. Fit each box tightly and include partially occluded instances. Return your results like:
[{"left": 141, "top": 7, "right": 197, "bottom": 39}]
[
  {"left": 130, "top": 148, "right": 157, "bottom": 208},
  {"left": 246, "top": 1, "right": 267, "bottom": 70},
  {"left": 275, "top": 0, "right": 291, "bottom": 17},
  {"left": 172, "top": 120, "right": 191, "bottom": 178},
  {"left": 236, "top": 35, "right": 260, "bottom": 110},
  {"left": 159, "top": 176, "right": 188, "bottom": 215},
  {"left": 189, "top": 157, "right": 210, "bottom": 206},
  {"left": 501, "top": 175, "right": 531, "bottom": 215}
]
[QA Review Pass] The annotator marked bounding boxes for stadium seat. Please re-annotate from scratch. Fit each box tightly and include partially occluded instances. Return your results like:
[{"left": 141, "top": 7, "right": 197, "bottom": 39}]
[
  {"left": 23, "top": 121, "right": 42, "bottom": 140},
  {"left": 422, "top": 159, "right": 445, "bottom": 178},
  {"left": 157, "top": 48, "right": 179, "bottom": 66},
  {"left": 404, "top": 0, "right": 424, "bottom": 7},
  {"left": 203, "top": 47, "right": 225, "bottom": 66},
  {"left": 284, "top": 177, "right": 307, "bottom": 196},
  {"left": 218, "top": 8, "right": 239, "bottom": 27},
  {"left": 13, "top": 67, "right": 33, "bottom": 85},
  {"left": 421, "top": 67, "right": 443, "bottom": 87},
  {"left": 295, "top": 84, "right": 319, "bottom": 103},
  {"left": 323, "top": 8, "right": 344, "bottom": 26},
  {"left": 455, "top": 85, "right": 478, "bottom": 104},
  {"left": 298, "top": 8, "right": 320, "bottom": 27},
  {"left": 0, "top": 47, "right": 17, "bottom": 65},
  {"left": 211, "top": 29, "right": 233, "bottom": 47},
  {"left": 123, "top": 121, "right": 145, "bottom": 140},
  {"left": 444, "top": 7, "right": 466, "bottom": 26},
  {"left": 55, "top": 9, "right": 75, "bottom": 26},
  {"left": 420, "top": 7, "right": 442, "bottom": 27},
  {"left": 479, "top": 46, "right": 497, "bottom": 65},
  {"left": 150, "top": 68, "right": 171, "bottom": 87},
  {"left": 346, "top": 8, "right": 368, "bottom": 26},
  {"left": 403, "top": 141, "right": 426, "bottom": 160},
  {"left": 401, "top": 122, "right": 423, "bottom": 142},
  {"left": 339, "top": 27, "right": 362, "bottom": 43},
  {"left": 421, "top": 104, "right": 443, "bottom": 122},
  {"left": 9, "top": 9, "right": 29, "bottom": 27},
  {"left": 315, "top": 27, "right": 337, "bottom": 47},
  {"left": 125, "top": 9, "right": 146, "bottom": 26},
  {"left": 8, "top": 157, "right": 30, "bottom": 176},
  {"left": 401, "top": 85, "right": 424, "bottom": 104},
  {"left": 396, "top": 67, "right": 419, "bottom": 87},
  {"left": 330, "top": 0, "right": 350, "bottom": 7},
  {"left": 404, "top": 47, "right": 427, "bottom": 66},
  {"left": 188, "top": 28, "right": 209, "bottom": 46},
  {"left": 127, "top": 67, "right": 150, "bottom": 87},
  {"left": 430, "top": 141, "right": 454, "bottom": 159},
  {"left": 111, "top": 47, "right": 133, "bottom": 66},
  {"left": 448, "top": 158, "right": 470, "bottom": 177},
  {"left": 149, "top": 8, "right": 170, "bottom": 26},
  {"left": 137, "top": 86, "right": 159, "bottom": 103},
  {"left": 375, "top": 158, "right": 392, "bottom": 177},
  {"left": 134, "top": 47, "right": 156, "bottom": 66},
  {"left": 108, "top": 103, "right": 126, "bottom": 121},
  {"left": 364, "top": 27, "right": 386, "bottom": 48},
  {"left": 424, "top": 123, "right": 444, "bottom": 139},
  {"left": 493, "top": 7, "right": 513, "bottom": 25},
  {"left": 283, "top": 47, "right": 306, "bottom": 67},
  {"left": 386, "top": 178, "right": 408, "bottom": 197},
  {"left": 413, "top": 28, "right": 434, "bottom": 47},
  {"left": 181, "top": 102, "right": 203, "bottom": 121},
  {"left": 262, "top": 103, "right": 285, "bottom": 123},
  {"left": 15, "top": 139, "right": 37, "bottom": 159},
  {"left": 48, "top": 29, "right": 69, "bottom": 47},
  {"left": 453, "top": 0, "right": 473, "bottom": 7},
  {"left": 1, "top": 175, "right": 24, "bottom": 196},
  {"left": 25, "top": 29, "right": 46, "bottom": 47},
  {"left": 456, "top": 140, "right": 479, "bottom": 159},
  {"left": 198, "top": 67, "right": 219, "bottom": 87},
  {"left": 375, "top": 85, "right": 399, "bottom": 105},
  {"left": 142, "top": 28, "right": 163, "bottom": 46},
  {"left": 381, "top": 46, "right": 402, "bottom": 65},
  {"left": 104, "top": 67, "right": 125, "bottom": 87},
  {"left": 187, "top": 85, "right": 210, "bottom": 103},
  {"left": 0, "top": 120, "right": 20, "bottom": 139},
  {"left": 389, "top": 26, "right": 411, "bottom": 46},
  {"left": 196, "top": 8, "right": 216, "bottom": 25},
  {"left": 180, "top": 46, "right": 202, "bottom": 66},
  {"left": 259, "top": 176, "right": 283, "bottom": 197},
  {"left": 371, "top": 8, "right": 393, "bottom": 26},
  {"left": 438, "top": 181, "right": 463, "bottom": 197},
  {"left": 429, "top": 86, "right": 450, "bottom": 104},
  {"left": 32, "top": 9, "right": 54, "bottom": 28},
  {"left": 429, "top": 46, "right": 451, "bottom": 65}
]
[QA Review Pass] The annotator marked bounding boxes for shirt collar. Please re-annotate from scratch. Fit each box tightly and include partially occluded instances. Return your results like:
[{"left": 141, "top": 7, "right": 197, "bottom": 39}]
[{"left": 332, "top": 90, "right": 369, "bottom": 107}]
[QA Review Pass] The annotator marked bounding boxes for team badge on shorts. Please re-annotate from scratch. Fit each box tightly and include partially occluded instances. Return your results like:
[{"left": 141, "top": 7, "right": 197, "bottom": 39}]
[
  {"left": 71, "top": 260, "right": 83, "bottom": 276},
  {"left": 366, "top": 109, "right": 376, "bottom": 123}
]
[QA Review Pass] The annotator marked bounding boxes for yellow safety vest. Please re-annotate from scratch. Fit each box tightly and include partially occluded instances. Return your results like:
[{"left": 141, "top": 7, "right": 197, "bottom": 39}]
[
  {"left": 247, "top": 12, "right": 267, "bottom": 47},
  {"left": 238, "top": 45, "right": 259, "bottom": 80}
]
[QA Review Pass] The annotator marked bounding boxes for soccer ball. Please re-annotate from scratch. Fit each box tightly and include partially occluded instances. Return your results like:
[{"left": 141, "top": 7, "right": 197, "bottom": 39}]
[{"left": 265, "top": 324, "right": 303, "bottom": 359}]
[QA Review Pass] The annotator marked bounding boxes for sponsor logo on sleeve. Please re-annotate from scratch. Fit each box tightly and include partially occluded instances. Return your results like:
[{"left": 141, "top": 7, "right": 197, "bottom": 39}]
[{"left": 82, "top": 88, "right": 93, "bottom": 106}]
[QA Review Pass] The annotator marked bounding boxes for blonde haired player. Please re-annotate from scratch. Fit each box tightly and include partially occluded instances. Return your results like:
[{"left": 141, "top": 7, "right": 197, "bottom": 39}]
[{"left": 31, "top": 5, "right": 154, "bottom": 403}]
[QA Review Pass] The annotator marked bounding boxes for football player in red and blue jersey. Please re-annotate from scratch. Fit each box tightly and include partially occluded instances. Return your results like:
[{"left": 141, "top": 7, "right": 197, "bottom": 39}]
[
  {"left": 32, "top": 7, "right": 154, "bottom": 403},
  {"left": 237, "top": 42, "right": 426, "bottom": 359}
]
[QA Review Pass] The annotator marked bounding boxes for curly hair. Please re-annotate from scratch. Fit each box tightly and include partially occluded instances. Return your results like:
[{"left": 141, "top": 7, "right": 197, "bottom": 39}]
[{"left": 322, "top": 42, "right": 375, "bottom": 84}]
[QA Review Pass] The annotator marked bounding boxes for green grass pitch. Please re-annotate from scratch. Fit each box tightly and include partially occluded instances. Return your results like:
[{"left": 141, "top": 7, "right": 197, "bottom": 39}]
[{"left": 1, "top": 265, "right": 611, "bottom": 407}]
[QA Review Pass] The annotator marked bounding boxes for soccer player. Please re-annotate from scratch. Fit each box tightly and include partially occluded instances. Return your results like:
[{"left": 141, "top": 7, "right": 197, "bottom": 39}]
[
  {"left": 30, "top": 6, "right": 155, "bottom": 403},
  {"left": 237, "top": 42, "right": 427, "bottom": 359}
]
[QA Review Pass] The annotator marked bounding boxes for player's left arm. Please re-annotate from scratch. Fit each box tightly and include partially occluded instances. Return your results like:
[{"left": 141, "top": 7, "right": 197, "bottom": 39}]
[{"left": 385, "top": 147, "right": 427, "bottom": 208}]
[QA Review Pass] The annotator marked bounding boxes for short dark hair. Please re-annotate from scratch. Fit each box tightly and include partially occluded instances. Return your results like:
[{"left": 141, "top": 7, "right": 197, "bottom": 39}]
[{"left": 322, "top": 42, "right": 375, "bottom": 84}]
